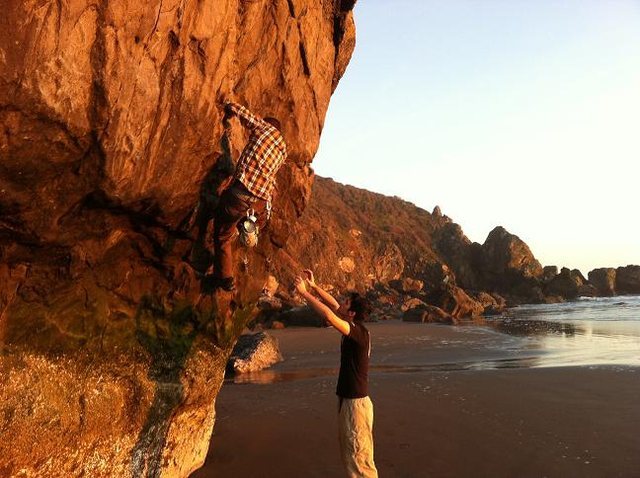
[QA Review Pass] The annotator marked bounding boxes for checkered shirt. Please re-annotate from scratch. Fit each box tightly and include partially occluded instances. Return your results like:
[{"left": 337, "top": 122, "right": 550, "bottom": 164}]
[{"left": 228, "top": 102, "right": 287, "bottom": 201}]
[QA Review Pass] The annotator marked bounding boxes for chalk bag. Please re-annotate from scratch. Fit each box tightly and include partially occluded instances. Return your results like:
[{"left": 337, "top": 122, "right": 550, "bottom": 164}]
[{"left": 238, "top": 208, "right": 259, "bottom": 248}]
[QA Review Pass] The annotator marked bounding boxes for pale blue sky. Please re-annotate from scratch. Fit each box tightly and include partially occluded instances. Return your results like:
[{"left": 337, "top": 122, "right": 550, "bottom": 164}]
[{"left": 314, "top": 0, "right": 640, "bottom": 274}]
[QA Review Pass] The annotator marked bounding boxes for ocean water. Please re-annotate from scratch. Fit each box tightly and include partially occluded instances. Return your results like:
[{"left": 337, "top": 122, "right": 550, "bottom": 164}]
[
  {"left": 228, "top": 296, "right": 640, "bottom": 385},
  {"left": 488, "top": 295, "right": 640, "bottom": 368}
]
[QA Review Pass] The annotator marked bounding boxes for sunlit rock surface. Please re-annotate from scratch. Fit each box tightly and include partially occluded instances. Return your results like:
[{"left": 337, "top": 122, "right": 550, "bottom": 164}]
[
  {"left": 272, "top": 178, "right": 640, "bottom": 315},
  {"left": 272, "top": 178, "right": 544, "bottom": 307},
  {"left": 0, "top": 1, "right": 356, "bottom": 476}
]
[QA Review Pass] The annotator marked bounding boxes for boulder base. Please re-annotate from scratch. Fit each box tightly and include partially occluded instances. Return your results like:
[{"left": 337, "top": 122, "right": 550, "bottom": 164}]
[
  {"left": 228, "top": 332, "right": 283, "bottom": 374},
  {"left": 403, "top": 305, "right": 455, "bottom": 324}
]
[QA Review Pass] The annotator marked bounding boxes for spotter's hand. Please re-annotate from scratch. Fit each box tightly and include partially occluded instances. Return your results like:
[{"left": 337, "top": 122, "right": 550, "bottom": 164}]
[
  {"left": 294, "top": 276, "right": 308, "bottom": 295},
  {"left": 302, "top": 269, "right": 316, "bottom": 288}
]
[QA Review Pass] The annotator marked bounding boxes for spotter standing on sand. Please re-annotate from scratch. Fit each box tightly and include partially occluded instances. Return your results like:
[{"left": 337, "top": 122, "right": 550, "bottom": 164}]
[
  {"left": 212, "top": 101, "right": 287, "bottom": 292},
  {"left": 294, "top": 270, "right": 378, "bottom": 478}
]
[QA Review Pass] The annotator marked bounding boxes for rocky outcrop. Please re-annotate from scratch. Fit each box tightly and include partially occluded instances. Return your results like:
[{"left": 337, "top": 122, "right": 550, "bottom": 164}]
[
  {"left": 271, "top": 177, "right": 444, "bottom": 293},
  {"left": 269, "top": 179, "right": 541, "bottom": 308},
  {"left": 403, "top": 304, "right": 454, "bottom": 324},
  {"left": 545, "top": 268, "right": 597, "bottom": 300},
  {"left": 401, "top": 297, "right": 427, "bottom": 312},
  {"left": 426, "top": 283, "right": 484, "bottom": 318},
  {"left": 542, "top": 266, "right": 559, "bottom": 282},
  {"left": 476, "top": 226, "right": 544, "bottom": 302},
  {"left": 481, "top": 226, "right": 543, "bottom": 279},
  {"left": 1, "top": 340, "right": 226, "bottom": 478},
  {"left": 228, "top": 332, "right": 283, "bottom": 374},
  {"left": 544, "top": 268, "right": 580, "bottom": 300},
  {"left": 270, "top": 177, "right": 640, "bottom": 314},
  {"left": 588, "top": 268, "right": 617, "bottom": 296},
  {"left": 432, "top": 221, "right": 480, "bottom": 289},
  {"left": 472, "top": 291, "right": 507, "bottom": 315},
  {"left": 272, "top": 177, "right": 465, "bottom": 293},
  {"left": 615, "top": 265, "right": 640, "bottom": 294},
  {"left": 0, "top": 1, "right": 357, "bottom": 476}
]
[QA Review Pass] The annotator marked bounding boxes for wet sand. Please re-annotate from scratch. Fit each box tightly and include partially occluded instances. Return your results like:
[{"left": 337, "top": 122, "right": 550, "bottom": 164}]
[{"left": 192, "top": 322, "right": 640, "bottom": 478}]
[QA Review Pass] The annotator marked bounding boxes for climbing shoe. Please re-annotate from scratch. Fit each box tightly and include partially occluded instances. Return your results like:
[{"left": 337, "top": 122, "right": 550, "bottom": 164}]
[{"left": 217, "top": 277, "right": 236, "bottom": 292}]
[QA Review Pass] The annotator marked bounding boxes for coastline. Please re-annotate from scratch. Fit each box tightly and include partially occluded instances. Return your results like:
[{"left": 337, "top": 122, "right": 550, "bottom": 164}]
[{"left": 193, "top": 322, "right": 640, "bottom": 477}]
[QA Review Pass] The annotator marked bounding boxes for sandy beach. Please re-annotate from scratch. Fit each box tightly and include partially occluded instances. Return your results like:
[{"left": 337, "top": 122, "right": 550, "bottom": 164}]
[{"left": 192, "top": 322, "right": 640, "bottom": 478}]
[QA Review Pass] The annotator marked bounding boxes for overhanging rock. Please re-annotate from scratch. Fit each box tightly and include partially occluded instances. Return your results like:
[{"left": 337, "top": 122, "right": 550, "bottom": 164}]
[{"left": 0, "top": 1, "right": 357, "bottom": 476}]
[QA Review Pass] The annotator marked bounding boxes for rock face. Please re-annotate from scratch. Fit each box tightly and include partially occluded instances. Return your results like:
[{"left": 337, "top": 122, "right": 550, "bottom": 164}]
[
  {"left": 544, "top": 268, "right": 597, "bottom": 300},
  {"left": 270, "top": 178, "right": 543, "bottom": 309},
  {"left": 269, "top": 177, "right": 640, "bottom": 316},
  {"left": 477, "top": 226, "right": 544, "bottom": 301},
  {"left": 2, "top": 341, "right": 227, "bottom": 478},
  {"left": 545, "top": 267, "right": 583, "bottom": 300},
  {"left": 0, "top": 1, "right": 357, "bottom": 476},
  {"left": 542, "top": 266, "right": 559, "bottom": 282},
  {"left": 273, "top": 177, "right": 450, "bottom": 294},
  {"left": 615, "top": 265, "right": 640, "bottom": 294},
  {"left": 398, "top": 277, "right": 424, "bottom": 293},
  {"left": 374, "top": 243, "right": 405, "bottom": 282},
  {"left": 228, "top": 332, "right": 283, "bottom": 374},
  {"left": 472, "top": 291, "right": 506, "bottom": 315},
  {"left": 432, "top": 221, "right": 480, "bottom": 289},
  {"left": 588, "top": 268, "right": 617, "bottom": 297},
  {"left": 426, "top": 283, "right": 484, "bottom": 319}
]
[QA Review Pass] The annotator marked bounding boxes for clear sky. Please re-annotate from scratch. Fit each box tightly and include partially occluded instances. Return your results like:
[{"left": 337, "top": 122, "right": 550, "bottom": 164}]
[{"left": 314, "top": 0, "right": 640, "bottom": 275}]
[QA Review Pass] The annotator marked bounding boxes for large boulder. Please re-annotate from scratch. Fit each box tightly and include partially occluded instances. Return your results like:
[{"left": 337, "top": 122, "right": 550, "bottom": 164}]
[
  {"left": 481, "top": 226, "right": 543, "bottom": 279},
  {"left": 228, "top": 332, "right": 283, "bottom": 374},
  {"left": 545, "top": 267, "right": 593, "bottom": 300},
  {"left": 578, "top": 283, "right": 598, "bottom": 298},
  {"left": 472, "top": 291, "right": 507, "bottom": 315},
  {"left": 477, "top": 226, "right": 544, "bottom": 302},
  {"left": 0, "top": 1, "right": 357, "bottom": 476},
  {"left": 426, "top": 283, "right": 484, "bottom": 319},
  {"left": 402, "top": 304, "right": 455, "bottom": 324},
  {"left": 588, "top": 268, "right": 617, "bottom": 297},
  {"left": 401, "top": 297, "right": 427, "bottom": 312},
  {"left": 615, "top": 265, "right": 640, "bottom": 294}
]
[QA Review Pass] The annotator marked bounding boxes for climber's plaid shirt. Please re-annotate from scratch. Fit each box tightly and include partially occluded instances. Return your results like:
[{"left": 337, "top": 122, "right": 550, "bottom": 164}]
[{"left": 228, "top": 102, "right": 287, "bottom": 201}]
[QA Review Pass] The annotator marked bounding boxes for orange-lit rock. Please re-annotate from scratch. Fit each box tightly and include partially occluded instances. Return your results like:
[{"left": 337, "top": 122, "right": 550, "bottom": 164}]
[{"left": 0, "top": 1, "right": 357, "bottom": 475}]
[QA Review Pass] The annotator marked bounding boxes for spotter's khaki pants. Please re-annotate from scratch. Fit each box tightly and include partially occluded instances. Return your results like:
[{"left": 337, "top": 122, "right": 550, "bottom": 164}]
[{"left": 338, "top": 396, "right": 378, "bottom": 478}]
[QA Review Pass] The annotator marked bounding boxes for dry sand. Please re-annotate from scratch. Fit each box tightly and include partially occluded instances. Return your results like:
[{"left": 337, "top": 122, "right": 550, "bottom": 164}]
[{"left": 192, "top": 322, "right": 640, "bottom": 478}]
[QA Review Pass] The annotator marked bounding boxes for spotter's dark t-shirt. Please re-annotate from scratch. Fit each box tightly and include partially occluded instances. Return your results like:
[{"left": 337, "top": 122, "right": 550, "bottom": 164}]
[{"left": 336, "top": 321, "right": 371, "bottom": 399}]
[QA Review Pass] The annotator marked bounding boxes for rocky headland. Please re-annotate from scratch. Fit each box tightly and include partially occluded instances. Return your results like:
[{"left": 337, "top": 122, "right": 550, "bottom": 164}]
[{"left": 256, "top": 176, "right": 640, "bottom": 327}]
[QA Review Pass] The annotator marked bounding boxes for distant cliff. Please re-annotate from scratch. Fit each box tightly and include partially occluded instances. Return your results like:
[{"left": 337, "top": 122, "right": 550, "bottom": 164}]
[{"left": 273, "top": 177, "right": 640, "bottom": 314}]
